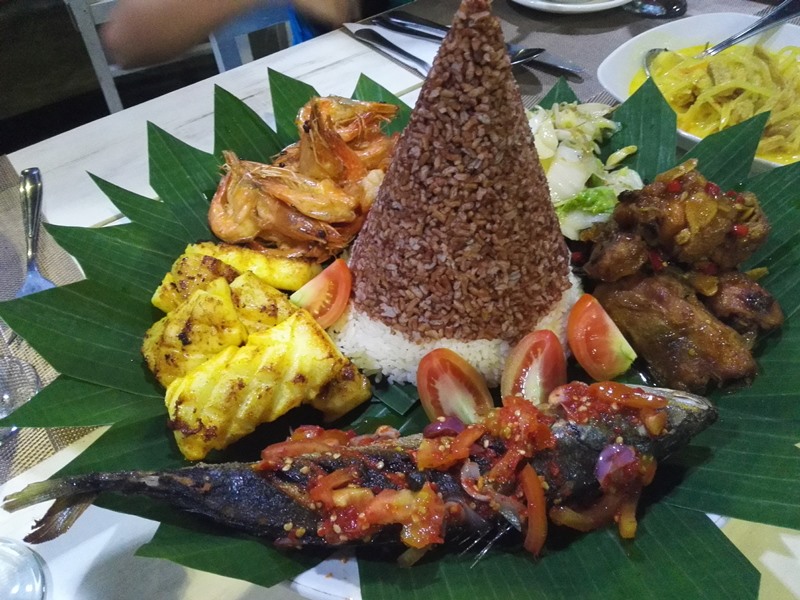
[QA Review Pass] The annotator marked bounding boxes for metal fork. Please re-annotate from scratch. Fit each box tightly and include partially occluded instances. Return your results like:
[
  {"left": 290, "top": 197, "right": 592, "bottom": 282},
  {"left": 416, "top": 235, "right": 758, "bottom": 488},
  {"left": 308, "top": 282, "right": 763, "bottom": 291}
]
[{"left": 16, "top": 168, "right": 55, "bottom": 298}]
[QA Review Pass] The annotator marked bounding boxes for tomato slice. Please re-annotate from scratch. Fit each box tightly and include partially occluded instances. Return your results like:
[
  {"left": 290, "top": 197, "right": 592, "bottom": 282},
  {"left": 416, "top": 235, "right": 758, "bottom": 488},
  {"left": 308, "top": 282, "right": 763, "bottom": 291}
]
[
  {"left": 309, "top": 467, "right": 359, "bottom": 509},
  {"left": 364, "top": 483, "right": 446, "bottom": 548},
  {"left": 567, "top": 294, "right": 637, "bottom": 381},
  {"left": 416, "top": 424, "right": 486, "bottom": 471},
  {"left": 416, "top": 348, "right": 494, "bottom": 424},
  {"left": 520, "top": 464, "right": 547, "bottom": 557},
  {"left": 501, "top": 330, "right": 566, "bottom": 404},
  {"left": 589, "top": 381, "right": 667, "bottom": 410},
  {"left": 289, "top": 259, "right": 352, "bottom": 329}
]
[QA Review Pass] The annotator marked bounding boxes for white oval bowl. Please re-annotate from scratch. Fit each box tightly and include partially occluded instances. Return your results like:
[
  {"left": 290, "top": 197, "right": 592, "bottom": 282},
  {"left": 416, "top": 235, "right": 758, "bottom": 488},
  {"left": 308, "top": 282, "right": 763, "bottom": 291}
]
[
  {"left": 511, "top": 0, "right": 632, "bottom": 14},
  {"left": 597, "top": 13, "right": 800, "bottom": 171}
]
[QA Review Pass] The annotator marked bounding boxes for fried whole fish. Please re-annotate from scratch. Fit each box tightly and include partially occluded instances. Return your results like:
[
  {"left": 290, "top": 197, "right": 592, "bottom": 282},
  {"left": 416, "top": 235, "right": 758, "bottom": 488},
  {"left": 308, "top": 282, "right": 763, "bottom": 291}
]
[{"left": 3, "top": 382, "right": 717, "bottom": 557}]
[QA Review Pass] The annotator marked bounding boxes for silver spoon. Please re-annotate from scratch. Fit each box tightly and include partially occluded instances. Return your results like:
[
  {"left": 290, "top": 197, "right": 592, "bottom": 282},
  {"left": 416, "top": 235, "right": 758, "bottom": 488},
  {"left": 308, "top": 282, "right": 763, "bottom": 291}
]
[
  {"left": 645, "top": 0, "right": 800, "bottom": 75},
  {"left": 625, "top": 0, "right": 686, "bottom": 19},
  {"left": 16, "top": 168, "right": 55, "bottom": 298}
]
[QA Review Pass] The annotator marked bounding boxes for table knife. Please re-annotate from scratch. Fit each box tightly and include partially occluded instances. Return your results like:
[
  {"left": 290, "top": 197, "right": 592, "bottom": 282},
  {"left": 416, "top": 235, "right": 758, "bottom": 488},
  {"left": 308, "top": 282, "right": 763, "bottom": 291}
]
[
  {"left": 372, "top": 10, "right": 586, "bottom": 78},
  {"left": 353, "top": 28, "right": 432, "bottom": 76}
]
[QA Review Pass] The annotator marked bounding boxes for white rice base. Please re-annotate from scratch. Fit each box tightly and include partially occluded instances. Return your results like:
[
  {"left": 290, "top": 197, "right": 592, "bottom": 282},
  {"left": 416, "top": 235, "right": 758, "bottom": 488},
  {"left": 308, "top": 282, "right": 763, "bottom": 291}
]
[{"left": 330, "top": 271, "right": 583, "bottom": 387}]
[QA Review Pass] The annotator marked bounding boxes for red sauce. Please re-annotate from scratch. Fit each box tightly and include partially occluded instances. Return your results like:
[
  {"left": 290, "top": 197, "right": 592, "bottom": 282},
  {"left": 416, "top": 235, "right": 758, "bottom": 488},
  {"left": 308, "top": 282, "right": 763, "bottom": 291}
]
[{"left": 551, "top": 381, "right": 668, "bottom": 436}]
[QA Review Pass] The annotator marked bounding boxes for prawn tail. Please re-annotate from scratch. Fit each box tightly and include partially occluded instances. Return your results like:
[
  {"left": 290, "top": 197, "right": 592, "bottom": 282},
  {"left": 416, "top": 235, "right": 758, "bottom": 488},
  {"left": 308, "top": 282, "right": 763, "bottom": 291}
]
[{"left": 2, "top": 479, "right": 99, "bottom": 544}]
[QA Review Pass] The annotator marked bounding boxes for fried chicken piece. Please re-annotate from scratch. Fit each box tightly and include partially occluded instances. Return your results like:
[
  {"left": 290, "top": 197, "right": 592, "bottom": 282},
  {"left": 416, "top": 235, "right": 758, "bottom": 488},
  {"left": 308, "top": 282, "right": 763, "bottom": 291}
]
[
  {"left": 703, "top": 271, "right": 784, "bottom": 342},
  {"left": 614, "top": 160, "right": 769, "bottom": 271},
  {"left": 594, "top": 273, "right": 757, "bottom": 392},
  {"left": 582, "top": 227, "right": 649, "bottom": 282}
]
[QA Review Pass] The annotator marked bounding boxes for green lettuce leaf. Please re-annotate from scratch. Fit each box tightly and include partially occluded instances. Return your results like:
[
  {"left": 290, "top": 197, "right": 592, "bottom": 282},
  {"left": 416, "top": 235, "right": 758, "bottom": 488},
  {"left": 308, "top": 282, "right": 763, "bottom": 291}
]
[{"left": 554, "top": 186, "right": 618, "bottom": 240}]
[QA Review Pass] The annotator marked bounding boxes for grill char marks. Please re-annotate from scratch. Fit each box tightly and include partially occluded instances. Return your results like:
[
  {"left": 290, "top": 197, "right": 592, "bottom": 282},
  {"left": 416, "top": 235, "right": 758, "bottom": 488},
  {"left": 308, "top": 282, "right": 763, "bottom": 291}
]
[{"left": 349, "top": 0, "right": 571, "bottom": 344}]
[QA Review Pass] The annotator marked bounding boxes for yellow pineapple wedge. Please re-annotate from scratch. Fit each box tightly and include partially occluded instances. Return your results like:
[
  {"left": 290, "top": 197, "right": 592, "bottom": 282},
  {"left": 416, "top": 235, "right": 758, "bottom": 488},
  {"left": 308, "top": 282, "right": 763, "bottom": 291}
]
[
  {"left": 187, "top": 242, "right": 321, "bottom": 291},
  {"left": 151, "top": 252, "right": 240, "bottom": 314},
  {"left": 165, "top": 311, "right": 370, "bottom": 460},
  {"left": 229, "top": 271, "right": 299, "bottom": 334},
  {"left": 142, "top": 278, "right": 247, "bottom": 387},
  {"left": 152, "top": 242, "right": 321, "bottom": 314}
]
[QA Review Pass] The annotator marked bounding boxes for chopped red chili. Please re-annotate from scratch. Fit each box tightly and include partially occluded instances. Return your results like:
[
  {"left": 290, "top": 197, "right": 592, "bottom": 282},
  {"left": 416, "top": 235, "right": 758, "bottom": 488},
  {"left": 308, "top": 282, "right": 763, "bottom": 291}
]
[
  {"left": 258, "top": 439, "right": 346, "bottom": 470},
  {"left": 364, "top": 484, "right": 446, "bottom": 548},
  {"left": 309, "top": 467, "right": 359, "bottom": 509},
  {"left": 726, "top": 190, "right": 744, "bottom": 203},
  {"left": 482, "top": 396, "right": 556, "bottom": 485},
  {"left": 666, "top": 179, "right": 682, "bottom": 193},
  {"left": 648, "top": 249, "right": 667, "bottom": 272},
  {"left": 589, "top": 382, "right": 668, "bottom": 410},
  {"left": 416, "top": 424, "right": 486, "bottom": 471},
  {"left": 695, "top": 261, "right": 719, "bottom": 275},
  {"left": 732, "top": 223, "right": 749, "bottom": 237},
  {"left": 520, "top": 464, "right": 547, "bottom": 557},
  {"left": 551, "top": 381, "right": 668, "bottom": 439},
  {"left": 257, "top": 426, "right": 356, "bottom": 470},
  {"left": 704, "top": 181, "right": 721, "bottom": 197}
]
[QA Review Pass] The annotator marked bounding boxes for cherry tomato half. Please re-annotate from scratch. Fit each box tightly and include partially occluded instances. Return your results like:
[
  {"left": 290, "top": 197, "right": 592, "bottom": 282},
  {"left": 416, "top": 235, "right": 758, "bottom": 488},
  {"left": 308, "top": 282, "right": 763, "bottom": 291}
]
[
  {"left": 566, "top": 294, "right": 637, "bottom": 381},
  {"left": 416, "top": 348, "right": 494, "bottom": 424},
  {"left": 501, "top": 330, "right": 566, "bottom": 404},
  {"left": 289, "top": 259, "right": 352, "bottom": 329}
]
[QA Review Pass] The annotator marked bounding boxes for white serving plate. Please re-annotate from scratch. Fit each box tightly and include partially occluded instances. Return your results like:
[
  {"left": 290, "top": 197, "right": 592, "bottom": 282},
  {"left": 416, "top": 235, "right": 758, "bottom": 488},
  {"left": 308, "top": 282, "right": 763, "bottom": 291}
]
[
  {"left": 597, "top": 12, "right": 800, "bottom": 170},
  {"left": 511, "top": 0, "right": 632, "bottom": 15}
]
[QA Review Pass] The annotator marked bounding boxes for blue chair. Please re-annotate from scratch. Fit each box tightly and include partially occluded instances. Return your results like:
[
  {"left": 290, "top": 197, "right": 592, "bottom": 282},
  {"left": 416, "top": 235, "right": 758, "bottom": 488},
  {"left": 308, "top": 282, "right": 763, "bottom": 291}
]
[
  {"left": 66, "top": 0, "right": 320, "bottom": 112},
  {"left": 209, "top": 5, "right": 315, "bottom": 72}
]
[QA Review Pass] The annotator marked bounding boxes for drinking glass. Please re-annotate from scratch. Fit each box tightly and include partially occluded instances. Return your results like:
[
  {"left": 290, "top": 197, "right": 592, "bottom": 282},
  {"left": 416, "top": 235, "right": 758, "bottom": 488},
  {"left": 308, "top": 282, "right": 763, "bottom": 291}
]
[
  {"left": 0, "top": 333, "right": 41, "bottom": 421},
  {"left": 0, "top": 538, "right": 48, "bottom": 600}
]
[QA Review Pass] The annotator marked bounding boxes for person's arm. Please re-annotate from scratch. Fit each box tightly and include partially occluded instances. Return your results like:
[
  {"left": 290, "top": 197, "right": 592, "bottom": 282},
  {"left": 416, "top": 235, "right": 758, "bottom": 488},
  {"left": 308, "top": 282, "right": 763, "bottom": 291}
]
[
  {"left": 101, "top": 0, "right": 262, "bottom": 69},
  {"left": 291, "top": 0, "right": 360, "bottom": 27},
  {"left": 101, "top": 0, "right": 361, "bottom": 70}
]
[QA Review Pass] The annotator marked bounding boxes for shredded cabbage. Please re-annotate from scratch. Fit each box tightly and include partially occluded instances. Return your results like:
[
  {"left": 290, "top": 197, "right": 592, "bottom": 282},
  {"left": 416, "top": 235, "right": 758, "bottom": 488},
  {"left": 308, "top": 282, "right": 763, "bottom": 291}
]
[
  {"left": 643, "top": 44, "right": 800, "bottom": 165},
  {"left": 554, "top": 187, "right": 618, "bottom": 240},
  {"left": 527, "top": 102, "right": 643, "bottom": 239}
]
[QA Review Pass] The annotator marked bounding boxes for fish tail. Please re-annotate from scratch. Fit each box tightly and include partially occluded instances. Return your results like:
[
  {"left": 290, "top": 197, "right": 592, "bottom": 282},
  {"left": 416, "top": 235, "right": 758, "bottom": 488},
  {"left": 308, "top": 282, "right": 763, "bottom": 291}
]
[
  {"left": 3, "top": 478, "right": 105, "bottom": 543},
  {"left": 25, "top": 493, "right": 98, "bottom": 544},
  {"left": 3, "top": 479, "right": 83, "bottom": 512}
]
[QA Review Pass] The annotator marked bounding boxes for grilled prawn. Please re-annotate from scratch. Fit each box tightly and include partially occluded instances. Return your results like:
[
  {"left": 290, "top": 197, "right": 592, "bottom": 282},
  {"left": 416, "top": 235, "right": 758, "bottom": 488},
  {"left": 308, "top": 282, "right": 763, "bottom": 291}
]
[
  {"left": 207, "top": 96, "right": 398, "bottom": 262},
  {"left": 3, "top": 382, "right": 717, "bottom": 558}
]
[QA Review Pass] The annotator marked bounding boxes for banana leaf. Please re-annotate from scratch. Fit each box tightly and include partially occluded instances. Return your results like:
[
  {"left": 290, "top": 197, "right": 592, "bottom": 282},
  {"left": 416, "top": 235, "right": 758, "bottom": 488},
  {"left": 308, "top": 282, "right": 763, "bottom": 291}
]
[
  {"left": 537, "top": 77, "right": 579, "bottom": 107},
  {"left": 1, "top": 73, "right": 798, "bottom": 599}
]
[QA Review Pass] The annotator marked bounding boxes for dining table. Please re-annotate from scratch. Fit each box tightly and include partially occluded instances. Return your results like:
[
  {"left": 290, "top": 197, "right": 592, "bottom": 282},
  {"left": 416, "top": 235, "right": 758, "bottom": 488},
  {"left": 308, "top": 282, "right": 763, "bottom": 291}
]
[{"left": 1, "top": 0, "right": 799, "bottom": 598}]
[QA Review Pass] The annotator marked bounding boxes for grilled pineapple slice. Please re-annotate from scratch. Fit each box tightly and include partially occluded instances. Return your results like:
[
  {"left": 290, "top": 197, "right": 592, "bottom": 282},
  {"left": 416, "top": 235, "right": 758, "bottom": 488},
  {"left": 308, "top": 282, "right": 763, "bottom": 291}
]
[
  {"left": 145, "top": 242, "right": 371, "bottom": 459},
  {"left": 152, "top": 243, "right": 320, "bottom": 313},
  {"left": 229, "top": 271, "right": 298, "bottom": 334},
  {"left": 166, "top": 310, "right": 361, "bottom": 460},
  {"left": 152, "top": 252, "right": 241, "bottom": 314},
  {"left": 311, "top": 364, "right": 372, "bottom": 422},
  {"left": 142, "top": 278, "right": 247, "bottom": 387},
  {"left": 187, "top": 242, "right": 321, "bottom": 291}
]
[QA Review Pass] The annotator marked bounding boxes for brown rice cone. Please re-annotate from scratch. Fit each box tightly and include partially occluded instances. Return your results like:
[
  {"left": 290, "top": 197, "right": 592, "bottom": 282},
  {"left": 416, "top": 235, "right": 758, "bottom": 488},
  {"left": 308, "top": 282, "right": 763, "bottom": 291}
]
[{"left": 333, "top": 0, "right": 577, "bottom": 384}]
